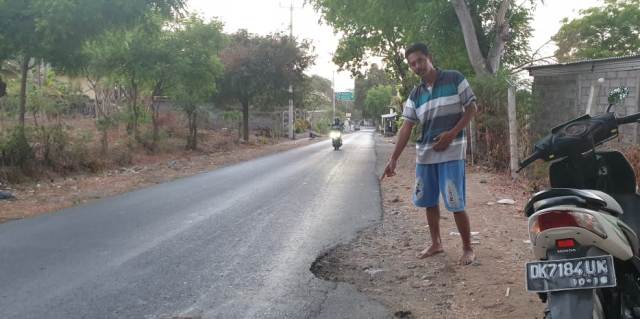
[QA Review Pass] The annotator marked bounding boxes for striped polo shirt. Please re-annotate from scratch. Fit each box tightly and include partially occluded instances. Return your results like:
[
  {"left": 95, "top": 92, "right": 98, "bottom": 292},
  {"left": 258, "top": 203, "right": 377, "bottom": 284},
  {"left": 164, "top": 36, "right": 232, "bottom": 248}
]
[{"left": 402, "top": 69, "right": 477, "bottom": 164}]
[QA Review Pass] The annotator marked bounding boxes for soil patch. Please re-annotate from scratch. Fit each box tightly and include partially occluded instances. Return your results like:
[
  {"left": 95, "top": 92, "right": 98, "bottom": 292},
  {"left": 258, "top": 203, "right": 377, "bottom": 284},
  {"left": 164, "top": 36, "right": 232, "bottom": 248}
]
[{"left": 311, "top": 136, "right": 545, "bottom": 318}]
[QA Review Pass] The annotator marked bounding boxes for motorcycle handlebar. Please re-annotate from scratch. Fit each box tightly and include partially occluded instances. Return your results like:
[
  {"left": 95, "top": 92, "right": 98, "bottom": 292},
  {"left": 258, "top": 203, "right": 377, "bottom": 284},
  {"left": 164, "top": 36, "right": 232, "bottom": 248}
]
[
  {"left": 517, "top": 150, "right": 541, "bottom": 172},
  {"left": 617, "top": 112, "right": 640, "bottom": 125}
]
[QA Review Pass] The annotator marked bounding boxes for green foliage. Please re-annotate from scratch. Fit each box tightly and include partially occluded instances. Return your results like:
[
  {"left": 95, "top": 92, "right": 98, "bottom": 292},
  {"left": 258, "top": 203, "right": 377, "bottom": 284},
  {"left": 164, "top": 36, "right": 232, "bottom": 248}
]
[
  {"left": 314, "top": 118, "right": 332, "bottom": 134},
  {"left": 27, "top": 72, "right": 83, "bottom": 123},
  {"left": 298, "top": 75, "right": 333, "bottom": 112},
  {"left": 355, "top": 64, "right": 393, "bottom": 119},
  {"left": 364, "top": 85, "right": 393, "bottom": 121},
  {"left": 0, "top": 0, "right": 185, "bottom": 68},
  {"left": 310, "top": 0, "right": 534, "bottom": 95},
  {"left": 553, "top": 0, "right": 640, "bottom": 62},
  {"left": 294, "top": 118, "right": 310, "bottom": 133},
  {"left": 169, "top": 15, "right": 226, "bottom": 150},
  {"left": 468, "top": 72, "right": 511, "bottom": 169},
  {"left": 0, "top": 0, "right": 186, "bottom": 130},
  {"left": 217, "top": 30, "right": 315, "bottom": 141},
  {"left": 0, "top": 127, "right": 33, "bottom": 167},
  {"left": 35, "top": 124, "right": 69, "bottom": 167},
  {"left": 608, "top": 87, "right": 630, "bottom": 105},
  {"left": 222, "top": 110, "right": 242, "bottom": 123}
]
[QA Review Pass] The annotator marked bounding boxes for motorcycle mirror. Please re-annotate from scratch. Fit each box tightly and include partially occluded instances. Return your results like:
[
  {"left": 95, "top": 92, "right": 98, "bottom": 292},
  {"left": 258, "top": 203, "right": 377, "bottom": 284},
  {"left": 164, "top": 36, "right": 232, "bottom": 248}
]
[{"left": 606, "top": 87, "right": 630, "bottom": 112}]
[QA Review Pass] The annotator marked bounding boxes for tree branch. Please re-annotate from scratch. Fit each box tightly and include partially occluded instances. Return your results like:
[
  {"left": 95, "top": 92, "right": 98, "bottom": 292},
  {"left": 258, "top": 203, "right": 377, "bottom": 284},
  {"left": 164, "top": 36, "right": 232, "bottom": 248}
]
[
  {"left": 451, "top": 0, "right": 491, "bottom": 76},
  {"left": 487, "top": 0, "right": 511, "bottom": 73},
  {"left": 507, "top": 55, "right": 557, "bottom": 73}
]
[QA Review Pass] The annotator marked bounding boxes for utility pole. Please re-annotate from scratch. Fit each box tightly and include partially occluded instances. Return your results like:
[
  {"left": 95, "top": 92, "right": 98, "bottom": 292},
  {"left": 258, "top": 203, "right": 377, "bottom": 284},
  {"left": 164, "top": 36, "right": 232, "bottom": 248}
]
[
  {"left": 281, "top": 1, "right": 301, "bottom": 140},
  {"left": 332, "top": 71, "right": 336, "bottom": 120}
]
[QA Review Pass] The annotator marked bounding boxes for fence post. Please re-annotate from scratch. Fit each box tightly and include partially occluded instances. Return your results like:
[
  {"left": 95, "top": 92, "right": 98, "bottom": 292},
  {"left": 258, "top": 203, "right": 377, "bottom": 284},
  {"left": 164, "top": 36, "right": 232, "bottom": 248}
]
[{"left": 508, "top": 85, "right": 519, "bottom": 179}]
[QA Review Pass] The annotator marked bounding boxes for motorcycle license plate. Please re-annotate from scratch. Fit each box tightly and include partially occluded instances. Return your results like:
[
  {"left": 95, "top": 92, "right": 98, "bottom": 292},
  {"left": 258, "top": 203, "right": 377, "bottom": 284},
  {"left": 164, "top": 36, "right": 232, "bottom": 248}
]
[{"left": 526, "top": 255, "right": 616, "bottom": 292}]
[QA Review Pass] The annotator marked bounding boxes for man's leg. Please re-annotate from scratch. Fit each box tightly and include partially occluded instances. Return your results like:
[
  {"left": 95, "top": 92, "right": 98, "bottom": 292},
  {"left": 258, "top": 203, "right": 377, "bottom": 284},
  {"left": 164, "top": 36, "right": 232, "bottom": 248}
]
[
  {"left": 440, "top": 160, "right": 475, "bottom": 265},
  {"left": 453, "top": 211, "right": 475, "bottom": 265},
  {"left": 417, "top": 206, "right": 444, "bottom": 259},
  {"left": 414, "top": 164, "right": 443, "bottom": 259}
]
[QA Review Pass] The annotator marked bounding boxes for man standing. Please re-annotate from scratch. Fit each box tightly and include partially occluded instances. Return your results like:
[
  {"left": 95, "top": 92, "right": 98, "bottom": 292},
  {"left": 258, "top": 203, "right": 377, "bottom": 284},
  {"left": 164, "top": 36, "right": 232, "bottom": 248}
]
[{"left": 380, "top": 43, "right": 477, "bottom": 265}]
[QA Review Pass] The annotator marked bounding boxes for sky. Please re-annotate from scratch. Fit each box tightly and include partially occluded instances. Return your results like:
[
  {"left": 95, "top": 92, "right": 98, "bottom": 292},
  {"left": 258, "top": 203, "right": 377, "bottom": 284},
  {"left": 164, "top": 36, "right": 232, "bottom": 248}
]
[{"left": 187, "top": 0, "right": 604, "bottom": 91}]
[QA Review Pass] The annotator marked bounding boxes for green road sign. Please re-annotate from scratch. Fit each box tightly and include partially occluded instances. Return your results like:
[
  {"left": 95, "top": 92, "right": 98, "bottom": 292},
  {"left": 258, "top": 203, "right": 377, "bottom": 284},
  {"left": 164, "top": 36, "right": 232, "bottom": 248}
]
[{"left": 335, "top": 91, "right": 354, "bottom": 101}]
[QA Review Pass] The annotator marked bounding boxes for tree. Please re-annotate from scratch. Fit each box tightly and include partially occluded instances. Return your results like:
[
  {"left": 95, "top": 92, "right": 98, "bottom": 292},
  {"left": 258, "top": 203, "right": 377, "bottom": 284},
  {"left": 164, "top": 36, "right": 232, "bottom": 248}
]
[
  {"left": 91, "top": 14, "right": 194, "bottom": 144},
  {"left": 364, "top": 85, "right": 393, "bottom": 122},
  {"left": 166, "top": 16, "right": 225, "bottom": 150},
  {"left": 310, "top": 0, "right": 533, "bottom": 88},
  {"left": 218, "top": 31, "right": 315, "bottom": 141},
  {"left": 297, "top": 75, "right": 332, "bottom": 112},
  {"left": 0, "top": 0, "right": 185, "bottom": 129},
  {"left": 354, "top": 64, "right": 392, "bottom": 119},
  {"left": 553, "top": 0, "right": 640, "bottom": 62}
]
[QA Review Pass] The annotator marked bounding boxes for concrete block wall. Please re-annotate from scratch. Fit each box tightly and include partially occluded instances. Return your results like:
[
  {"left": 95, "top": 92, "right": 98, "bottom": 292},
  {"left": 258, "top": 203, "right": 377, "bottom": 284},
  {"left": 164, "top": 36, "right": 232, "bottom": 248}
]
[{"left": 529, "top": 56, "right": 640, "bottom": 143}]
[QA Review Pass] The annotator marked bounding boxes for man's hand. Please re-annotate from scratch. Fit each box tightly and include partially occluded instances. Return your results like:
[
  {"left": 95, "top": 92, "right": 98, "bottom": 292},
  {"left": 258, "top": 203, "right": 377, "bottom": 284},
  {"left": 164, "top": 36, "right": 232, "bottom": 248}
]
[
  {"left": 433, "top": 131, "right": 455, "bottom": 151},
  {"left": 380, "top": 159, "right": 397, "bottom": 182}
]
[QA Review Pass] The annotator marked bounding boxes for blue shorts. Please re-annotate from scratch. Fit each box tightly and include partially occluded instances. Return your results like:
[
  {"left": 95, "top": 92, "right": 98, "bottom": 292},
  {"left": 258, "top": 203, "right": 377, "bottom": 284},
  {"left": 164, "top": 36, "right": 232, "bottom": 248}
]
[{"left": 413, "top": 160, "right": 466, "bottom": 212}]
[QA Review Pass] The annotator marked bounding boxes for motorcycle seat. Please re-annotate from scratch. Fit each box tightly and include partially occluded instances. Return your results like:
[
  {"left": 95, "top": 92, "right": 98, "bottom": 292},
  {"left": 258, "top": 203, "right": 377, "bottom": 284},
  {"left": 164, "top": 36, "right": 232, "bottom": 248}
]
[{"left": 525, "top": 188, "right": 623, "bottom": 217}]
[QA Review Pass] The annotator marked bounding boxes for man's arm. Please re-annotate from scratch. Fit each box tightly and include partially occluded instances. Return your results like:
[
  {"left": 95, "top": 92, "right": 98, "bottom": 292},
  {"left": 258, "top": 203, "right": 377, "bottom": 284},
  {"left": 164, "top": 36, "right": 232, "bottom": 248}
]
[
  {"left": 432, "top": 101, "right": 476, "bottom": 152},
  {"left": 381, "top": 120, "right": 415, "bottom": 180},
  {"left": 391, "top": 120, "right": 415, "bottom": 162}
]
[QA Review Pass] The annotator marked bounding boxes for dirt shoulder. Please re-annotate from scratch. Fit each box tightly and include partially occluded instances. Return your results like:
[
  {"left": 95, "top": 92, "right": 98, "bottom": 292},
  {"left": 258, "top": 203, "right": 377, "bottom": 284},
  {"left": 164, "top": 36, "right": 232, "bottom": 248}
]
[
  {"left": 312, "top": 135, "right": 545, "bottom": 318},
  {"left": 0, "top": 137, "right": 320, "bottom": 224}
]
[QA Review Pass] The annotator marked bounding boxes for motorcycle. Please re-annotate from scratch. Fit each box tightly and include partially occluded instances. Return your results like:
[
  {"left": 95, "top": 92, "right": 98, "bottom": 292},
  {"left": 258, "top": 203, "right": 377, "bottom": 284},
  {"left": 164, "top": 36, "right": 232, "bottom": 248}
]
[
  {"left": 519, "top": 87, "right": 640, "bottom": 318},
  {"left": 330, "top": 128, "right": 342, "bottom": 150}
]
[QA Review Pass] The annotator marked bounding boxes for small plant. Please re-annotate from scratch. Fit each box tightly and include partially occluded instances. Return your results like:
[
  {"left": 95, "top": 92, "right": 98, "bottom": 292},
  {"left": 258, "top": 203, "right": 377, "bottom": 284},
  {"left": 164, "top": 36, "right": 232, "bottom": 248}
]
[{"left": 608, "top": 87, "right": 630, "bottom": 106}]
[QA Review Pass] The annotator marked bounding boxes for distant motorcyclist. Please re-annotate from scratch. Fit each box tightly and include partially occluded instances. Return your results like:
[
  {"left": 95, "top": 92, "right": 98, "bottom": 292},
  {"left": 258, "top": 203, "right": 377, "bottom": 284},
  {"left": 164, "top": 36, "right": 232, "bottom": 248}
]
[
  {"left": 330, "top": 118, "right": 343, "bottom": 150},
  {"left": 331, "top": 118, "right": 343, "bottom": 131}
]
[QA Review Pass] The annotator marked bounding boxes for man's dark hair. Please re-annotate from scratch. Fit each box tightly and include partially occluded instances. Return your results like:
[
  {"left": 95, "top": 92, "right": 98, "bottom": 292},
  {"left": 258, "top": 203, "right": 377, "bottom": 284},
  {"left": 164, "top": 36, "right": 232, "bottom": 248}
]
[{"left": 405, "top": 43, "right": 430, "bottom": 59}]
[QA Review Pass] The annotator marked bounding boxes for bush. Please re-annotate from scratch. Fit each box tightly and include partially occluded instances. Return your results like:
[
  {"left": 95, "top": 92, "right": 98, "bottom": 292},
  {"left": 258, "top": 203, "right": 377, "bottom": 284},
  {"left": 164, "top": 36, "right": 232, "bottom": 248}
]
[
  {"left": 467, "top": 72, "right": 536, "bottom": 171},
  {"left": 314, "top": 118, "right": 331, "bottom": 134},
  {"left": 0, "top": 127, "right": 34, "bottom": 167},
  {"left": 295, "top": 118, "right": 310, "bottom": 133}
]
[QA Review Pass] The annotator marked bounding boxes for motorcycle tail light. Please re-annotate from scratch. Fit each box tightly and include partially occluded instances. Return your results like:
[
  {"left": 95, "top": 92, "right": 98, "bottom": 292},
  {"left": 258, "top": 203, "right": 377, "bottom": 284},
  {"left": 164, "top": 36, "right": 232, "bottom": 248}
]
[
  {"left": 556, "top": 238, "right": 576, "bottom": 249},
  {"left": 529, "top": 210, "right": 607, "bottom": 240}
]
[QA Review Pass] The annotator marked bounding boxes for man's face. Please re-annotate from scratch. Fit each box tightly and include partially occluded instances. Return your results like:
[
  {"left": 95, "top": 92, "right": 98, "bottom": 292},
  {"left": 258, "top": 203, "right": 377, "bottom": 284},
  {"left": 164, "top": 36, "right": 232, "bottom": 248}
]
[{"left": 407, "top": 51, "right": 434, "bottom": 79}]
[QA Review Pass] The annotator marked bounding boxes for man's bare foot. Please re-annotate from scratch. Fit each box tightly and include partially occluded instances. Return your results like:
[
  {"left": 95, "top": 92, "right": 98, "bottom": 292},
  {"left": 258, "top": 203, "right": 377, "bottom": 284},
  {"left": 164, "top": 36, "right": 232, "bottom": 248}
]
[
  {"left": 417, "top": 245, "right": 444, "bottom": 259},
  {"left": 460, "top": 248, "right": 475, "bottom": 265}
]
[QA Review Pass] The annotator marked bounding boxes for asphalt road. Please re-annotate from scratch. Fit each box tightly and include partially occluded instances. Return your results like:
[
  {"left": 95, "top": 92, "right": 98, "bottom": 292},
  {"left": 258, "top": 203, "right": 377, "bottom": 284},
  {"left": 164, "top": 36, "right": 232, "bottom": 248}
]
[{"left": 0, "top": 129, "right": 392, "bottom": 319}]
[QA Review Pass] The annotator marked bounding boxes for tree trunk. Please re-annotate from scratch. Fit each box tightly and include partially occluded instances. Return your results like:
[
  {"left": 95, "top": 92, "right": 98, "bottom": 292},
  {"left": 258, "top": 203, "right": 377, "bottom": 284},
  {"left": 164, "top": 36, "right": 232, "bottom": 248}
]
[
  {"left": 131, "top": 80, "right": 140, "bottom": 142},
  {"left": 101, "top": 129, "right": 109, "bottom": 156},
  {"left": 242, "top": 99, "right": 249, "bottom": 142},
  {"left": 152, "top": 101, "right": 160, "bottom": 151},
  {"left": 150, "top": 82, "right": 164, "bottom": 152},
  {"left": 33, "top": 110, "right": 38, "bottom": 127},
  {"left": 450, "top": 0, "right": 512, "bottom": 76},
  {"left": 19, "top": 55, "right": 30, "bottom": 128},
  {"left": 487, "top": 0, "right": 511, "bottom": 73},
  {"left": 191, "top": 112, "right": 198, "bottom": 150},
  {"left": 186, "top": 110, "right": 198, "bottom": 150}
]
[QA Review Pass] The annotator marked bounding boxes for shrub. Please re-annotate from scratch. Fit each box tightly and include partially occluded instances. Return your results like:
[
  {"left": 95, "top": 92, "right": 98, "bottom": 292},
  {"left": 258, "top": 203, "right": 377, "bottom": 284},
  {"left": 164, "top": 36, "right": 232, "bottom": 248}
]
[{"left": 0, "top": 127, "right": 34, "bottom": 167}]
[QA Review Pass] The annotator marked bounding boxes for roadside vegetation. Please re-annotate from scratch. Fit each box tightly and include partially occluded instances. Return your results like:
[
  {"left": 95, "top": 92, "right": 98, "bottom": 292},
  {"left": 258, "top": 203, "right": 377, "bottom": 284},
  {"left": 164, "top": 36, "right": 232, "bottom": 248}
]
[{"left": 0, "top": 0, "right": 336, "bottom": 185}]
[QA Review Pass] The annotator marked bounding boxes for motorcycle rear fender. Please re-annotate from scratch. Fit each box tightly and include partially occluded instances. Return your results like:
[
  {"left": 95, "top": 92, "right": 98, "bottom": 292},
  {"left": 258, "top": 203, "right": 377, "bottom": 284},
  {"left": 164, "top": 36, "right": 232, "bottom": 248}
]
[
  {"left": 529, "top": 205, "right": 633, "bottom": 260},
  {"left": 545, "top": 247, "right": 607, "bottom": 319}
]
